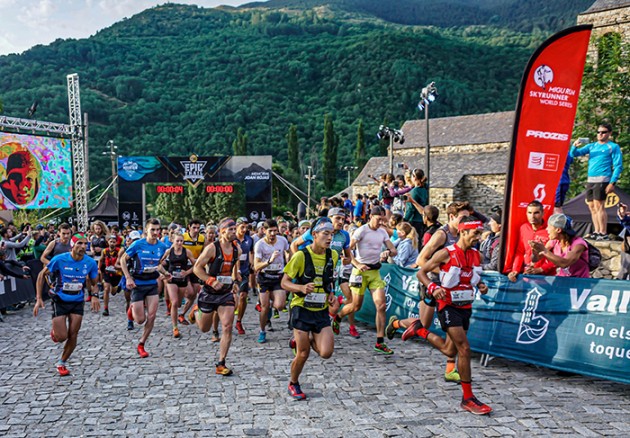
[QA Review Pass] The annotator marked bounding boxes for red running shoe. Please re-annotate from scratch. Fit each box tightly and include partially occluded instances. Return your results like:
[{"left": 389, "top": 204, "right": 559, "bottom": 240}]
[
  {"left": 235, "top": 321, "right": 245, "bottom": 335},
  {"left": 137, "top": 344, "right": 149, "bottom": 358},
  {"left": 288, "top": 382, "right": 306, "bottom": 400},
  {"left": 348, "top": 325, "right": 360, "bottom": 338},
  {"left": 56, "top": 364, "right": 70, "bottom": 377},
  {"left": 127, "top": 305, "right": 134, "bottom": 322},
  {"left": 178, "top": 314, "right": 190, "bottom": 326},
  {"left": 401, "top": 320, "right": 423, "bottom": 341},
  {"left": 255, "top": 302, "right": 262, "bottom": 312},
  {"left": 461, "top": 396, "right": 493, "bottom": 415},
  {"left": 50, "top": 329, "right": 59, "bottom": 343}
]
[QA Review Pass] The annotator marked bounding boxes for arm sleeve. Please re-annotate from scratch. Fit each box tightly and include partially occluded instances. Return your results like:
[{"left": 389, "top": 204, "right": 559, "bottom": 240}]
[{"left": 611, "top": 144, "right": 623, "bottom": 183}]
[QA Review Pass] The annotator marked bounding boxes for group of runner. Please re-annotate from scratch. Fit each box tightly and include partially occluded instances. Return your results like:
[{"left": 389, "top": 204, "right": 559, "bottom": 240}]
[{"left": 32, "top": 200, "right": 492, "bottom": 415}]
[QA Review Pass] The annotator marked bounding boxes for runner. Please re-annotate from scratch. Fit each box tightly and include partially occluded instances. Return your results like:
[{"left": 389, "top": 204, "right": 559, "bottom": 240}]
[
  {"left": 386, "top": 201, "right": 472, "bottom": 382},
  {"left": 335, "top": 206, "right": 397, "bottom": 354},
  {"left": 40, "top": 223, "right": 72, "bottom": 265},
  {"left": 117, "top": 230, "right": 142, "bottom": 331},
  {"left": 235, "top": 217, "right": 254, "bottom": 335},
  {"left": 253, "top": 219, "right": 290, "bottom": 343},
  {"left": 160, "top": 231, "right": 196, "bottom": 338},
  {"left": 33, "top": 233, "right": 100, "bottom": 376},
  {"left": 180, "top": 219, "right": 205, "bottom": 323},
  {"left": 119, "top": 219, "right": 170, "bottom": 358},
  {"left": 99, "top": 235, "right": 122, "bottom": 316},
  {"left": 189, "top": 218, "right": 241, "bottom": 376},
  {"left": 281, "top": 217, "right": 338, "bottom": 400},
  {"left": 410, "top": 216, "right": 492, "bottom": 415}
]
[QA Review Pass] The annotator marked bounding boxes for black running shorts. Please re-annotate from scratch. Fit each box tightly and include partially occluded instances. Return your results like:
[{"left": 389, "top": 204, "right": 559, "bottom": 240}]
[
  {"left": 290, "top": 306, "right": 330, "bottom": 334},
  {"left": 437, "top": 306, "right": 472, "bottom": 331},
  {"left": 198, "top": 290, "right": 235, "bottom": 313},
  {"left": 51, "top": 295, "right": 84, "bottom": 318},
  {"left": 130, "top": 284, "right": 159, "bottom": 303}
]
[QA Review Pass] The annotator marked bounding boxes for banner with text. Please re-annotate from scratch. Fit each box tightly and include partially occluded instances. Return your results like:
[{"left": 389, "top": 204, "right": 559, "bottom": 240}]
[
  {"left": 500, "top": 25, "right": 592, "bottom": 273},
  {"left": 354, "top": 265, "right": 630, "bottom": 384}
]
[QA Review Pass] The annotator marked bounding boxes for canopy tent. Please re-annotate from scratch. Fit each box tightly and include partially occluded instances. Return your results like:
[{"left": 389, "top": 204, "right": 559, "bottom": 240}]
[
  {"left": 88, "top": 193, "right": 118, "bottom": 226},
  {"left": 562, "top": 188, "right": 630, "bottom": 237}
]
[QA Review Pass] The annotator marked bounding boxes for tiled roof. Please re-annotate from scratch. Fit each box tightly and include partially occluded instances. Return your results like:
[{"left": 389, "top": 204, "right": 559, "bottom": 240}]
[
  {"left": 396, "top": 111, "right": 515, "bottom": 150},
  {"left": 581, "top": 0, "right": 630, "bottom": 14},
  {"left": 353, "top": 151, "right": 509, "bottom": 189}
]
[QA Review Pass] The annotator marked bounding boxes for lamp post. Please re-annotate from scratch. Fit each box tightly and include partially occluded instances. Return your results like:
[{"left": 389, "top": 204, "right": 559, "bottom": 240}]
[
  {"left": 418, "top": 81, "right": 438, "bottom": 203},
  {"left": 305, "top": 165, "right": 316, "bottom": 219},
  {"left": 102, "top": 140, "right": 118, "bottom": 198},
  {"left": 376, "top": 126, "right": 405, "bottom": 174},
  {"left": 341, "top": 165, "right": 358, "bottom": 187}
]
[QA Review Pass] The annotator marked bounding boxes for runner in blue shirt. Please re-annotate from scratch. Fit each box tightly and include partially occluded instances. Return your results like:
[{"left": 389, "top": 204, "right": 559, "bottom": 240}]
[
  {"left": 120, "top": 218, "right": 171, "bottom": 358},
  {"left": 33, "top": 233, "right": 99, "bottom": 376},
  {"left": 235, "top": 217, "right": 254, "bottom": 335}
]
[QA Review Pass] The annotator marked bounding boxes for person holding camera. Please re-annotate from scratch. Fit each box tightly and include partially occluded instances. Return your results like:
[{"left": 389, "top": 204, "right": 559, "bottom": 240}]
[{"left": 403, "top": 169, "right": 429, "bottom": 239}]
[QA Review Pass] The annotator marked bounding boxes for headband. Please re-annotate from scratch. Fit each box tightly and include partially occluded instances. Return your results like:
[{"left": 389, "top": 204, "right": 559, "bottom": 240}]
[
  {"left": 70, "top": 233, "right": 87, "bottom": 247},
  {"left": 313, "top": 219, "right": 333, "bottom": 233},
  {"left": 458, "top": 221, "right": 483, "bottom": 231},
  {"left": 218, "top": 219, "right": 236, "bottom": 230}
]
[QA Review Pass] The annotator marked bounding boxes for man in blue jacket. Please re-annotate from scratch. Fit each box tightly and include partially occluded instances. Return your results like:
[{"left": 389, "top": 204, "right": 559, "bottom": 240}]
[{"left": 571, "top": 123, "right": 623, "bottom": 241}]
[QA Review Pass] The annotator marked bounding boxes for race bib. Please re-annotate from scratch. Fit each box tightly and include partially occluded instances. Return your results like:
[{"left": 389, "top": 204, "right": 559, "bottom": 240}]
[
  {"left": 172, "top": 270, "right": 184, "bottom": 279},
  {"left": 265, "top": 263, "right": 282, "bottom": 272},
  {"left": 304, "top": 292, "right": 326, "bottom": 309},
  {"left": 450, "top": 289, "right": 475, "bottom": 306},
  {"left": 349, "top": 273, "right": 363, "bottom": 287},
  {"left": 239, "top": 253, "right": 248, "bottom": 261},
  {"left": 62, "top": 282, "right": 83, "bottom": 292},
  {"left": 143, "top": 266, "right": 158, "bottom": 274},
  {"left": 105, "top": 266, "right": 116, "bottom": 273},
  {"left": 217, "top": 275, "right": 233, "bottom": 286}
]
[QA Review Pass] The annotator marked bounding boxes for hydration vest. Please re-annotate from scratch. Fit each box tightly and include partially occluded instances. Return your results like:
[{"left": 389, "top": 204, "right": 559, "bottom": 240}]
[{"left": 296, "top": 248, "right": 335, "bottom": 295}]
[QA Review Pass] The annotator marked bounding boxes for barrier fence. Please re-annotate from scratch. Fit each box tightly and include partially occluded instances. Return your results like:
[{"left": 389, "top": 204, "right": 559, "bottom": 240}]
[{"left": 353, "top": 264, "right": 630, "bottom": 384}]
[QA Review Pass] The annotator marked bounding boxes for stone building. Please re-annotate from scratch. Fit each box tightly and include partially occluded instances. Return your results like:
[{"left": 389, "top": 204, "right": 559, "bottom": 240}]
[
  {"left": 352, "top": 111, "right": 514, "bottom": 218},
  {"left": 577, "top": 0, "right": 630, "bottom": 61}
]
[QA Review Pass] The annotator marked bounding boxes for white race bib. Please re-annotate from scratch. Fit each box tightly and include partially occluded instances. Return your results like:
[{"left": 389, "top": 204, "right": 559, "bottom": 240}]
[
  {"left": 239, "top": 253, "right": 248, "bottom": 261},
  {"left": 105, "top": 266, "right": 116, "bottom": 272},
  {"left": 304, "top": 292, "right": 326, "bottom": 308},
  {"left": 349, "top": 273, "right": 363, "bottom": 285},
  {"left": 265, "top": 263, "right": 282, "bottom": 272},
  {"left": 62, "top": 282, "right": 83, "bottom": 292},
  {"left": 217, "top": 275, "right": 233, "bottom": 286},
  {"left": 450, "top": 289, "right": 475, "bottom": 305},
  {"left": 142, "top": 266, "right": 158, "bottom": 273},
  {"left": 171, "top": 270, "right": 184, "bottom": 279}
]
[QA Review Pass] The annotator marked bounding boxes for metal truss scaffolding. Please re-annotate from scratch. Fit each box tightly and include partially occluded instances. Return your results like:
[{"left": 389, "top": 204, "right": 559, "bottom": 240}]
[{"left": 67, "top": 73, "right": 88, "bottom": 232}]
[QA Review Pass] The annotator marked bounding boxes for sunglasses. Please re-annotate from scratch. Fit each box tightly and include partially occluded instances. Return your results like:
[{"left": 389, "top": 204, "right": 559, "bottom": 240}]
[{"left": 597, "top": 130, "right": 609, "bottom": 134}]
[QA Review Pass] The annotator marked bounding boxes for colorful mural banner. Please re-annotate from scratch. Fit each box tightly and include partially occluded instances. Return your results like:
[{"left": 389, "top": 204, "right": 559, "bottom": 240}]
[
  {"left": 500, "top": 25, "right": 592, "bottom": 273},
  {"left": 0, "top": 132, "right": 73, "bottom": 209},
  {"left": 354, "top": 264, "right": 630, "bottom": 384}
]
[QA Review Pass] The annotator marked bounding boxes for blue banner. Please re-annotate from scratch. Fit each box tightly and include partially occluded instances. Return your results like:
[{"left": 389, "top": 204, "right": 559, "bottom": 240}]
[{"left": 353, "top": 264, "right": 630, "bottom": 384}]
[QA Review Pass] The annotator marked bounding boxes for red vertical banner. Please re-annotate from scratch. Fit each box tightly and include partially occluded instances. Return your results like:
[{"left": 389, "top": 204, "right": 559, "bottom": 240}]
[{"left": 500, "top": 25, "right": 592, "bottom": 274}]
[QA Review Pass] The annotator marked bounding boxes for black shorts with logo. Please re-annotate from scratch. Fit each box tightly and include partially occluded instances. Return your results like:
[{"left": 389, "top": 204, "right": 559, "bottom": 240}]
[
  {"left": 290, "top": 306, "right": 330, "bottom": 334},
  {"left": 238, "top": 278, "right": 250, "bottom": 294},
  {"left": 198, "top": 287, "right": 235, "bottom": 313},
  {"left": 103, "top": 272, "right": 122, "bottom": 286},
  {"left": 257, "top": 272, "right": 283, "bottom": 293},
  {"left": 437, "top": 306, "right": 472, "bottom": 331},
  {"left": 131, "top": 284, "right": 159, "bottom": 303},
  {"left": 51, "top": 295, "right": 84, "bottom": 318},
  {"left": 586, "top": 182, "right": 607, "bottom": 202}
]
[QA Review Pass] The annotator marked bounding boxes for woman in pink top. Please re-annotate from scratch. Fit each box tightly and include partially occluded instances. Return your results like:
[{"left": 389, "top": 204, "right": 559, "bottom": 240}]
[{"left": 530, "top": 214, "right": 589, "bottom": 278}]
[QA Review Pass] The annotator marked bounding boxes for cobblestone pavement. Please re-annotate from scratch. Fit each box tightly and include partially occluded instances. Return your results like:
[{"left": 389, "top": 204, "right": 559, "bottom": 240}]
[{"left": 1, "top": 294, "right": 628, "bottom": 438}]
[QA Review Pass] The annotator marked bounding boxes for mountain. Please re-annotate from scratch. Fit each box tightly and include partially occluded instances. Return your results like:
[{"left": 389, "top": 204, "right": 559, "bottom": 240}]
[{"left": 0, "top": 1, "right": 592, "bottom": 192}]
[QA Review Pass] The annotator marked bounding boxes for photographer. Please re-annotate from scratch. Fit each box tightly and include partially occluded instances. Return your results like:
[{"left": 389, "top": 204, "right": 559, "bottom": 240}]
[{"left": 0, "top": 225, "right": 32, "bottom": 262}]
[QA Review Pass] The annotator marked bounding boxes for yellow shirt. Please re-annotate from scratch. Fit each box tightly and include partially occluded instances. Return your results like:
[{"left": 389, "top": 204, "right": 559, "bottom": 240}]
[
  {"left": 183, "top": 232, "right": 205, "bottom": 259},
  {"left": 284, "top": 246, "right": 338, "bottom": 310}
]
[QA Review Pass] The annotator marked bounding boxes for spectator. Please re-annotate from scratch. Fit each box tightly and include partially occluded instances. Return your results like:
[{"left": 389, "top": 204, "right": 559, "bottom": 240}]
[
  {"left": 617, "top": 203, "right": 630, "bottom": 279},
  {"left": 389, "top": 222, "right": 419, "bottom": 268},
  {"left": 403, "top": 168, "right": 429, "bottom": 238},
  {"left": 481, "top": 211, "right": 502, "bottom": 271},
  {"left": 570, "top": 123, "right": 623, "bottom": 241},
  {"left": 353, "top": 194, "right": 365, "bottom": 224},
  {"left": 421, "top": 205, "right": 442, "bottom": 247},
  {"left": 554, "top": 152, "right": 573, "bottom": 214},
  {"left": 530, "top": 214, "right": 589, "bottom": 278},
  {"left": 507, "top": 200, "right": 554, "bottom": 282},
  {"left": 0, "top": 225, "right": 32, "bottom": 261},
  {"left": 341, "top": 192, "right": 353, "bottom": 218},
  {"left": 618, "top": 202, "right": 630, "bottom": 234}
]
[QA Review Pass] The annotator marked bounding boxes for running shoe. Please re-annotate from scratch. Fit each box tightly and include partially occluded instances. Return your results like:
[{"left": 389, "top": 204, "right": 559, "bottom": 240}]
[
  {"left": 127, "top": 305, "right": 134, "bottom": 322},
  {"left": 289, "top": 337, "right": 297, "bottom": 357},
  {"left": 461, "top": 396, "right": 493, "bottom": 415},
  {"left": 445, "top": 369, "right": 461, "bottom": 383},
  {"left": 56, "top": 362, "right": 70, "bottom": 377},
  {"left": 188, "top": 305, "right": 198, "bottom": 324},
  {"left": 173, "top": 327, "right": 181, "bottom": 338},
  {"left": 137, "top": 344, "right": 149, "bottom": 358},
  {"left": 178, "top": 314, "right": 190, "bottom": 326},
  {"left": 211, "top": 331, "right": 220, "bottom": 343},
  {"left": 273, "top": 308, "right": 280, "bottom": 319},
  {"left": 331, "top": 318, "right": 340, "bottom": 335},
  {"left": 235, "top": 321, "right": 245, "bottom": 335},
  {"left": 255, "top": 302, "right": 262, "bottom": 312},
  {"left": 596, "top": 234, "right": 610, "bottom": 241},
  {"left": 374, "top": 342, "right": 394, "bottom": 355},
  {"left": 288, "top": 382, "right": 306, "bottom": 400},
  {"left": 102, "top": 308, "right": 109, "bottom": 317},
  {"left": 385, "top": 316, "right": 398, "bottom": 340},
  {"left": 282, "top": 306, "right": 288, "bottom": 313},
  {"left": 401, "top": 320, "right": 423, "bottom": 341},
  {"left": 266, "top": 321, "right": 274, "bottom": 332},
  {"left": 127, "top": 320, "right": 134, "bottom": 331},
  {"left": 258, "top": 331, "right": 267, "bottom": 344},
  {"left": 349, "top": 325, "right": 360, "bottom": 338},
  {"left": 50, "top": 329, "right": 59, "bottom": 343},
  {"left": 216, "top": 363, "right": 233, "bottom": 376}
]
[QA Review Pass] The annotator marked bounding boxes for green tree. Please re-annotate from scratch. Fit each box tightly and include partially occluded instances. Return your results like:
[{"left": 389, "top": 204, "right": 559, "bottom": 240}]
[
  {"left": 287, "top": 124, "right": 300, "bottom": 175},
  {"left": 572, "top": 35, "right": 629, "bottom": 194},
  {"left": 232, "top": 127, "right": 248, "bottom": 155},
  {"left": 322, "top": 114, "right": 338, "bottom": 191},
  {"left": 355, "top": 119, "right": 368, "bottom": 170}
]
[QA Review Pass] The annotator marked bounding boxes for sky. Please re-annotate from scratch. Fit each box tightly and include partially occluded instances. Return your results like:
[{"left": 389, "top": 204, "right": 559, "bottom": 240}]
[{"left": 0, "top": 0, "right": 249, "bottom": 56}]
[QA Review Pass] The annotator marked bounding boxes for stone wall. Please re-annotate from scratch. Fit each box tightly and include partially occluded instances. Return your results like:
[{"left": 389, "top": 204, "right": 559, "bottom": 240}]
[
  {"left": 396, "top": 141, "right": 509, "bottom": 158},
  {"left": 591, "top": 239, "right": 624, "bottom": 279},
  {"left": 459, "top": 174, "right": 506, "bottom": 215},
  {"left": 578, "top": 6, "right": 630, "bottom": 62}
]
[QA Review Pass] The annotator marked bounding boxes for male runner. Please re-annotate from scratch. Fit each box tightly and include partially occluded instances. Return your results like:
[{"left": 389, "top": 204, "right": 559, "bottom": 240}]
[
  {"left": 40, "top": 223, "right": 72, "bottom": 265},
  {"left": 335, "top": 206, "right": 397, "bottom": 354},
  {"left": 33, "top": 233, "right": 100, "bottom": 376},
  {"left": 180, "top": 219, "right": 206, "bottom": 323},
  {"left": 120, "top": 219, "right": 170, "bottom": 358},
  {"left": 254, "top": 219, "right": 289, "bottom": 343},
  {"left": 99, "top": 235, "right": 122, "bottom": 316},
  {"left": 409, "top": 216, "right": 492, "bottom": 415},
  {"left": 189, "top": 218, "right": 241, "bottom": 376},
  {"left": 235, "top": 217, "right": 254, "bottom": 335},
  {"left": 282, "top": 217, "right": 338, "bottom": 400}
]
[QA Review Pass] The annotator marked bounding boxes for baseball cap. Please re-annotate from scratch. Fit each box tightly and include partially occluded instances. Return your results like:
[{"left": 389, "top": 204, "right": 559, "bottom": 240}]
[
  {"left": 298, "top": 220, "right": 311, "bottom": 228},
  {"left": 548, "top": 213, "right": 576, "bottom": 236},
  {"left": 128, "top": 230, "right": 142, "bottom": 241},
  {"left": 236, "top": 217, "right": 249, "bottom": 224},
  {"left": 35, "top": 224, "right": 44, "bottom": 230},
  {"left": 327, "top": 207, "right": 346, "bottom": 218},
  {"left": 256, "top": 222, "right": 264, "bottom": 230}
]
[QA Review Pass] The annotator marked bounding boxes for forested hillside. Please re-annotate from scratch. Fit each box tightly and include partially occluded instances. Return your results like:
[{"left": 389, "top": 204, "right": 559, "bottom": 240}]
[{"left": 0, "top": 1, "right": 587, "bottom": 193}]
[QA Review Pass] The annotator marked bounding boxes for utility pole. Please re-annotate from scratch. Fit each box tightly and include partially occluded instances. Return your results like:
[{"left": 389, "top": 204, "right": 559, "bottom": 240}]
[
  {"left": 103, "top": 140, "right": 118, "bottom": 198},
  {"left": 305, "top": 165, "right": 316, "bottom": 219},
  {"left": 341, "top": 165, "right": 358, "bottom": 187}
]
